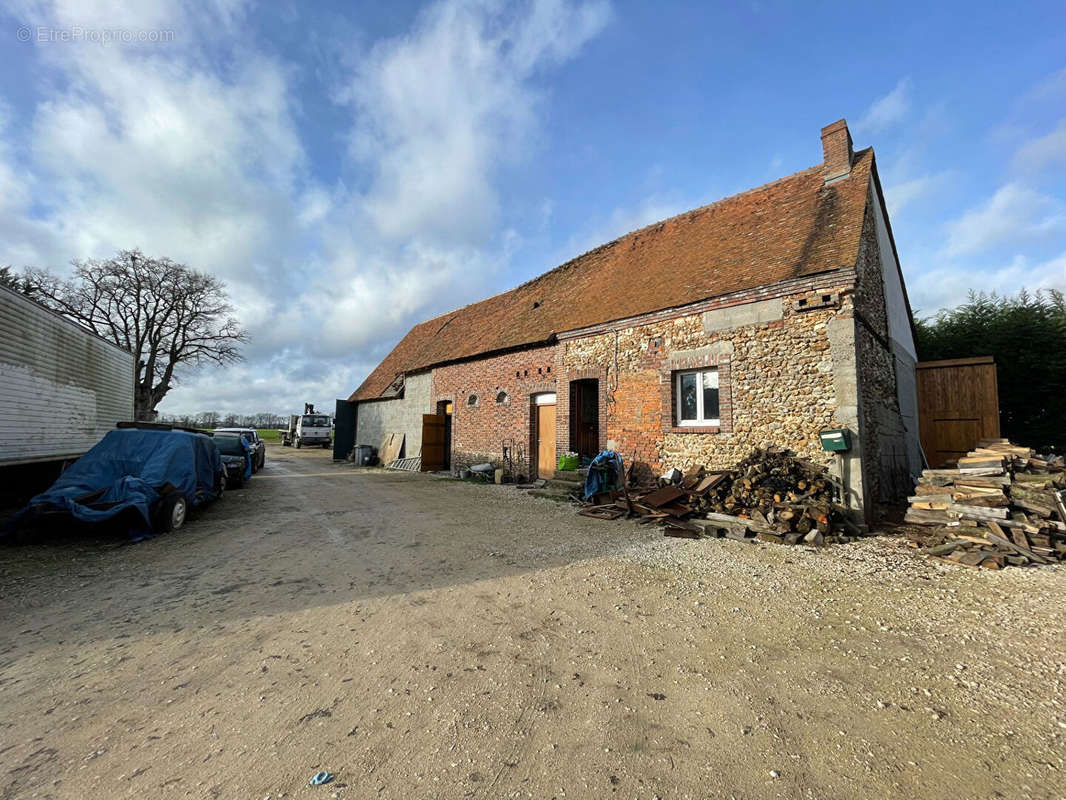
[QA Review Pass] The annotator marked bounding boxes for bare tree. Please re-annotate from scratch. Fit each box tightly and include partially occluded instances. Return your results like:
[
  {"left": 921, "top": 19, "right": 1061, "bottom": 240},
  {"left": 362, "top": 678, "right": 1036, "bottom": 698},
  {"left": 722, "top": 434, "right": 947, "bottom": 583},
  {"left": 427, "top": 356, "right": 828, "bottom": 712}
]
[
  {"left": 25, "top": 250, "right": 247, "bottom": 418},
  {"left": 197, "top": 411, "right": 221, "bottom": 428},
  {"left": 0, "top": 266, "right": 35, "bottom": 295}
]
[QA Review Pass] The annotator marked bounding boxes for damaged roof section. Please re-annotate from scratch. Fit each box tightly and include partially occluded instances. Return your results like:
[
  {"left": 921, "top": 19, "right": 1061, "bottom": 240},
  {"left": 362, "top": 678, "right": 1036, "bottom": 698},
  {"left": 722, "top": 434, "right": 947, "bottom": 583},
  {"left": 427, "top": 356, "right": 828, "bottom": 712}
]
[
  {"left": 351, "top": 149, "right": 874, "bottom": 401},
  {"left": 378, "top": 373, "right": 405, "bottom": 399}
]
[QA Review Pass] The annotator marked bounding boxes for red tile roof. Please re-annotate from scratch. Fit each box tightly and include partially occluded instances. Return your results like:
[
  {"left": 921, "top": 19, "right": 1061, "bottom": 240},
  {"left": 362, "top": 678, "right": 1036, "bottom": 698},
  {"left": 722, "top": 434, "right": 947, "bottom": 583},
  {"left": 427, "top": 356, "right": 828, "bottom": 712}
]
[{"left": 351, "top": 148, "right": 873, "bottom": 401}]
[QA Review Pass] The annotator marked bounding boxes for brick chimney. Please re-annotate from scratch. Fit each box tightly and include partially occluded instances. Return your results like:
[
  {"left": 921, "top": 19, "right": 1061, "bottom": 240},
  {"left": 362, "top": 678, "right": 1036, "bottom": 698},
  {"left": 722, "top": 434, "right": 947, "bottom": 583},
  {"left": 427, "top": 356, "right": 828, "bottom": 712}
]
[{"left": 820, "top": 119, "right": 853, "bottom": 183}]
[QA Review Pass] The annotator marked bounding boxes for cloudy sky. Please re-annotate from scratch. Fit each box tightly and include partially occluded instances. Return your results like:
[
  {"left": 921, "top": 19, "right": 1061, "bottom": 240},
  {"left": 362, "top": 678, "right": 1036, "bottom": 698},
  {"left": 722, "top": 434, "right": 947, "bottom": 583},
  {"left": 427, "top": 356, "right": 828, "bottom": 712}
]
[{"left": 2, "top": 0, "right": 1064, "bottom": 416}]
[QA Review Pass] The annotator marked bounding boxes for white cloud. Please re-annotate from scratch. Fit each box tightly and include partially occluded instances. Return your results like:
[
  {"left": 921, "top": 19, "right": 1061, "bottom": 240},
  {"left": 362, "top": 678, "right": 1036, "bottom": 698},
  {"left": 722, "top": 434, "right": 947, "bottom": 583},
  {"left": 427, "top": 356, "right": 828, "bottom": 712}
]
[
  {"left": 1013, "top": 119, "right": 1066, "bottom": 173},
  {"left": 943, "top": 183, "right": 1066, "bottom": 257},
  {"left": 1028, "top": 66, "right": 1066, "bottom": 102},
  {"left": 884, "top": 171, "right": 950, "bottom": 216},
  {"left": 857, "top": 78, "right": 911, "bottom": 133},
  {"left": 0, "top": 101, "right": 31, "bottom": 213},
  {"left": 1, "top": 0, "right": 610, "bottom": 415},
  {"left": 340, "top": 0, "right": 609, "bottom": 243},
  {"left": 907, "top": 252, "right": 1066, "bottom": 316},
  {"left": 161, "top": 359, "right": 372, "bottom": 418}
]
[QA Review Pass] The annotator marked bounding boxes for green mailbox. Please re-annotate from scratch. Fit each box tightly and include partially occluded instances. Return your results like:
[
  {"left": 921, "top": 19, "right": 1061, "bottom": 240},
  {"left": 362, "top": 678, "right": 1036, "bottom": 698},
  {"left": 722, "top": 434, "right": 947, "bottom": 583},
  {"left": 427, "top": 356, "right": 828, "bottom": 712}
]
[{"left": 819, "top": 428, "right": 851, "bottom": 452}]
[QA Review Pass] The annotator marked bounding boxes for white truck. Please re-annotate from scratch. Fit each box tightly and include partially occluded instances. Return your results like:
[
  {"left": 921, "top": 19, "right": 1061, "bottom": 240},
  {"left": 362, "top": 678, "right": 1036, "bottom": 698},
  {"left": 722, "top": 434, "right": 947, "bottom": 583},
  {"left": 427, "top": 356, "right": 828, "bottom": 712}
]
[
  {"left": 280, "top": 413, "right": 332, "bottom": 449},
  {"left": 0, "top": 285, "right": 135, "bottom": 469}
]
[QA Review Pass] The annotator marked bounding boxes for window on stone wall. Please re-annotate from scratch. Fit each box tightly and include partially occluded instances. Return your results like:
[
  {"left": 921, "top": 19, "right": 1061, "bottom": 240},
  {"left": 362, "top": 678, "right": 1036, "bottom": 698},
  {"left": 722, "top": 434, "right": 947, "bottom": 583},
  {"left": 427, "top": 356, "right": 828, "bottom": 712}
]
[
  {"left": 495, "top": 391, "right": 509, "bottom": 405},
  {"left": 467, "top": 394, "right": 479, "bottom": 407},
  {"left": 674, "top": 368, "right": 720, "bottom": 426}
]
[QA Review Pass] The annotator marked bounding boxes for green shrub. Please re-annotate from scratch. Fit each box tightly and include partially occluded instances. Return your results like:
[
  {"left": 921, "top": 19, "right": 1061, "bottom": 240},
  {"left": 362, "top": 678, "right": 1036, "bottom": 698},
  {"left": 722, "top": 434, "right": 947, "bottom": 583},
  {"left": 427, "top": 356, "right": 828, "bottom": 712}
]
[{"left": 915, "top": 290, "right": 1066, "bottom": 452}]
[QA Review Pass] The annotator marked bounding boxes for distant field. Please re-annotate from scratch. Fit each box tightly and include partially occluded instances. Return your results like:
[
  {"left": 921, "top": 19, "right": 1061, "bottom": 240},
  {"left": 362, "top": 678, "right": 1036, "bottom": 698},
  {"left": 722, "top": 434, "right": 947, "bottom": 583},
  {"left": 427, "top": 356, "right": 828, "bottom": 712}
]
[{"left": 257, "top": 428, "right": 281, "bottom": 442}]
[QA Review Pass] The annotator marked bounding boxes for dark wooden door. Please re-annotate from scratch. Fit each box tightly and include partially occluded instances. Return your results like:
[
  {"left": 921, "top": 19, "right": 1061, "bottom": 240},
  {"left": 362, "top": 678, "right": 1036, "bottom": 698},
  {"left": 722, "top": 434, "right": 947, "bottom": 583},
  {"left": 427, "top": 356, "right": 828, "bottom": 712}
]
[
  {"left": 332, "top": 399, "right": 356, "bottom": 461},
  {"left": 437, "top": 401, "right": 452, "bottom": 470},
  {"left": 421, "top": 414, "right": 447, "bottom": 472},
  {"left": 916, "top": 356, "right": 1000, "bottom": 467},
  {"left": 536, "top": 403, "right": 556, "bottom": 477},
  {"left": 569, "top": 379, "right": 599, "bottom": 458}
]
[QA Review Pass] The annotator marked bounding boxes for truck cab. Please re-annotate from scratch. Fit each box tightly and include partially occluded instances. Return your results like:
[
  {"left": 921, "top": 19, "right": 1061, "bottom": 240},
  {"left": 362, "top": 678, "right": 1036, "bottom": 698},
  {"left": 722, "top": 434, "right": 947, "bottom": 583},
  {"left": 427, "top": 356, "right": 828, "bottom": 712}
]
[{"left": 285, "top": 414, "right": 332, "bottom": 449}]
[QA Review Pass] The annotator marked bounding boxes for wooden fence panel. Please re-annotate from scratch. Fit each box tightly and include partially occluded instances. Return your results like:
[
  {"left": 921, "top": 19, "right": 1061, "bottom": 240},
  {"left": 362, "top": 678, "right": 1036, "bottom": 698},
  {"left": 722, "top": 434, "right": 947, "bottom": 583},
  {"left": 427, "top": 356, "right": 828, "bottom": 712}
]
[{"left": 916, "top": 356, "right": 1000, "bottom": 467}]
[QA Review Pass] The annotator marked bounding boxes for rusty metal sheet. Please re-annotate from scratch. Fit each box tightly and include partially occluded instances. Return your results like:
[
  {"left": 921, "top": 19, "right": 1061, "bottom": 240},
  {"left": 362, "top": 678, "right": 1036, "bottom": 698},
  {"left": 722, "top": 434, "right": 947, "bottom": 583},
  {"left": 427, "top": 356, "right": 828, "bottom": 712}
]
[{"left": 641, "top": 485, "right": 685, "bottom": 508}]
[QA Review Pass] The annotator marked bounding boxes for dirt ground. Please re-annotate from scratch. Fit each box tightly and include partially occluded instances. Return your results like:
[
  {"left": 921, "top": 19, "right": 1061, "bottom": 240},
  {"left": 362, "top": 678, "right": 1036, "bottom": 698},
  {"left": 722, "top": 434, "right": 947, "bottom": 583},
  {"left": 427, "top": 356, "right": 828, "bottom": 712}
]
[{"left": 1, "top": 445, "right": 1065, "bottom": 800}]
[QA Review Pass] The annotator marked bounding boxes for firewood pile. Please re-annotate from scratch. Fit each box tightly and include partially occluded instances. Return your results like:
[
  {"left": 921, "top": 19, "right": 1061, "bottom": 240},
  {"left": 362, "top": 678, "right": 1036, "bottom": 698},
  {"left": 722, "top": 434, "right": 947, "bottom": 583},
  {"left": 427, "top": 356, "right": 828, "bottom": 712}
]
[
  {"left": 903, "top": 439, "right": 1066, "bottom": 569},
  {"left": 578, "top": 446, "right": 861, "bottom": 545}
]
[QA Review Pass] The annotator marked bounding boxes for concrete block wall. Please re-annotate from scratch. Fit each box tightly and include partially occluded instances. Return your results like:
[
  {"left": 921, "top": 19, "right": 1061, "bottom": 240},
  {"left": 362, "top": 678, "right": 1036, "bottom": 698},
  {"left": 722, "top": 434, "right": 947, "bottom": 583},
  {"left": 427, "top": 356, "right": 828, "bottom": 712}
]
[{"left": 354, "top": 370, "right": 433, "bottom": 458}]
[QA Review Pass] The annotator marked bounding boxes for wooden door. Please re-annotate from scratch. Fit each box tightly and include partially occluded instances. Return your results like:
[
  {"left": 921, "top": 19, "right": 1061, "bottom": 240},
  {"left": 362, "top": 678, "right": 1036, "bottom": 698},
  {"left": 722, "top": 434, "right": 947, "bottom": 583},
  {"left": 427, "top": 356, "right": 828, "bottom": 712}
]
[
  {"left": 569, "top": 379, "right": 599, "bottom": 458},
  {"left": 916, "top": 356, "right": 1000, "bottom": 467},
  {"left": 421, "top": 414, "right": 446, "bottom": 471},
  {"left": 536, "top": 403, "right": 556, "bottom": 477},
  {"left": 437, "top": 402, "right": 452, "bottom": 470}
]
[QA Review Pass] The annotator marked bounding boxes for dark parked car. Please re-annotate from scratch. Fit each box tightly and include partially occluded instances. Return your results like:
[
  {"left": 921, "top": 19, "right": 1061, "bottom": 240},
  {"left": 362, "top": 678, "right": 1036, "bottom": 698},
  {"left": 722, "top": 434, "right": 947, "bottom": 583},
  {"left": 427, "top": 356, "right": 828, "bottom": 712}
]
[
  {"left": 8, "top": 427, "right": 224, "bottom": 536},
  {"left": 212, "top": 433, "right": 252, "bottom": 488},
  {"left": 214, "top": 428, "right": 265, "bottom": 471}
]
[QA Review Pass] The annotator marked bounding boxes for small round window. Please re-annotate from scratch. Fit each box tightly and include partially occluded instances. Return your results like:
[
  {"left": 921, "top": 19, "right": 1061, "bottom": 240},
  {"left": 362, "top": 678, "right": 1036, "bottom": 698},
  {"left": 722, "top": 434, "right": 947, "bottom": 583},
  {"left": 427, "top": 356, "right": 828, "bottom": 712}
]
[
  {"left": 467, "top": 394, "right": 479, "bottom": 407},
  {"left": 495, "top": 391, "right": 509, "bottom": 405}
]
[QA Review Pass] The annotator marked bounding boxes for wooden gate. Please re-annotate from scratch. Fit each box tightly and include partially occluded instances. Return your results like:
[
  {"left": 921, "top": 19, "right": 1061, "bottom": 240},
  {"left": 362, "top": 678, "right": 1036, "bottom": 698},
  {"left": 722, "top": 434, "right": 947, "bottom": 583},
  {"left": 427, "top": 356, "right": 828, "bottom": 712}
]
[
  {"left": 536, "top": 402, "right": 556, "bottom": 478},
  {"left": 916, "top": 356, "right": 1000, "bottom": 467},
  {"left": 421, "top": 414, "right": 447, "bottom": 472}
]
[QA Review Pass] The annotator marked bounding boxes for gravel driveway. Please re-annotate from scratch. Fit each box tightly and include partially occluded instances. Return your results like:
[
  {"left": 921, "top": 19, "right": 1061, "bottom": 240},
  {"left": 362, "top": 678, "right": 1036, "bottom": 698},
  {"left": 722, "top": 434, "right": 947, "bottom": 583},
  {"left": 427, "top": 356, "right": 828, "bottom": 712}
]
[{"left": 1, "top": 445, "right": 1064, "bottom": 799}]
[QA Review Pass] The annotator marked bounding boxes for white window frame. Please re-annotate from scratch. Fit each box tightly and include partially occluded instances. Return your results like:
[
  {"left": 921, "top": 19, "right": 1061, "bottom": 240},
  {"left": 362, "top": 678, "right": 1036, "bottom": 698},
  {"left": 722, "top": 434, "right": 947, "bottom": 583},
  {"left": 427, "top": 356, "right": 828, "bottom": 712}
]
[{"left": 674, "top": 368, "right": 720, "bottom": 427}]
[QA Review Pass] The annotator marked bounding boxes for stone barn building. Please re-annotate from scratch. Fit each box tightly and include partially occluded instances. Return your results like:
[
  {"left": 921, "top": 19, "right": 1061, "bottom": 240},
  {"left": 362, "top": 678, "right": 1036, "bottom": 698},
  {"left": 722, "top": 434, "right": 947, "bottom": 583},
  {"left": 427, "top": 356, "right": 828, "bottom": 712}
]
[{"left": 345, "top": 120, "right": 922, "bottom": 520}]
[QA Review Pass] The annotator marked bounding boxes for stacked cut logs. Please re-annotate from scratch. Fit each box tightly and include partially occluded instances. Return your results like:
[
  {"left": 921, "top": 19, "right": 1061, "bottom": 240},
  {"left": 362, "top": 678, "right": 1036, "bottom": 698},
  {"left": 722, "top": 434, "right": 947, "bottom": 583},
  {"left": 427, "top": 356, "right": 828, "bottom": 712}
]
[
  {"left": 577, "top": 446, "right": 859, "bottom": 545},
  {"left": 903, "top": 439, "right": 1066, "bottom": 568}
]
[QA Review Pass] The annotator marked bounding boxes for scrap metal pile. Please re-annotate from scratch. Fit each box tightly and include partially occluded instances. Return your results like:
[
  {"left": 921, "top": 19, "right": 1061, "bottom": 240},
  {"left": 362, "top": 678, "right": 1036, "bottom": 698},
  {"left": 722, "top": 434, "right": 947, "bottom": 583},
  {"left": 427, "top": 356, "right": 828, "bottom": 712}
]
[
  {"left": 578, "top": 446, "right": 860, "bottom": 545},
  {"left": 903, "top": 439, "right": 1066, "bottom": 569}
]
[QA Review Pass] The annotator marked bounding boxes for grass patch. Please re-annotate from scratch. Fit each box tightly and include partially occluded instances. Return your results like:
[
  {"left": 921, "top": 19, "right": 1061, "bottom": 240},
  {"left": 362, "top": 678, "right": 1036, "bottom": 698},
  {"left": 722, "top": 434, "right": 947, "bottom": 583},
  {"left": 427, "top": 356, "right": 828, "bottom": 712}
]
[{"left": 257, "top": 428, "right": 281, "bottom": 442}]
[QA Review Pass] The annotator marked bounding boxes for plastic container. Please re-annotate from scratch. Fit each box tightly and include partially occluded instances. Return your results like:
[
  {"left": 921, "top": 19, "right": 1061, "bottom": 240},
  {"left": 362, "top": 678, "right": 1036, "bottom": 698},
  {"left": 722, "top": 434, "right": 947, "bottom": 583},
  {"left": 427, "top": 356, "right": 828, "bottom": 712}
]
[
  {"left": 354, "top": 445, "right": 376, "bottom": 466},
  {"left": 557, "top": 454, "right": 579, "bottom": 471}
]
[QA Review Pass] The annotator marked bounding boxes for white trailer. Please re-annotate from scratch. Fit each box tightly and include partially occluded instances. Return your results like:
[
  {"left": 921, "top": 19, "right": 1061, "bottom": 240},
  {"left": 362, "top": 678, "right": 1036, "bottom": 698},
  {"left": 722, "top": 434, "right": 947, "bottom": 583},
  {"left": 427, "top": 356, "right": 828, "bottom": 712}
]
[{"left": 0, "top": 285, "right": 135, "bottom": 467}]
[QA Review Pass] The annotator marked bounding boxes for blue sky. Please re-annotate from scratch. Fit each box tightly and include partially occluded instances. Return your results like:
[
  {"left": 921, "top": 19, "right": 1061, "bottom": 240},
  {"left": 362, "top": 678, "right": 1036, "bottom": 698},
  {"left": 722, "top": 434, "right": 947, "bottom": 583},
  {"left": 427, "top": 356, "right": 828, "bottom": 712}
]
[{"left": 2, "top": 0, "right": 1064, "bottom": 415}]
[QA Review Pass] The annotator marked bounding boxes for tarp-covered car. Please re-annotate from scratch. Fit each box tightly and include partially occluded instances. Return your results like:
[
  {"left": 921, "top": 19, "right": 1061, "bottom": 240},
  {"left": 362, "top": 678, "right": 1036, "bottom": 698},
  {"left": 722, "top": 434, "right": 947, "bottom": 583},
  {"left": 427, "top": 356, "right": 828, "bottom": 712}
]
[{"left": 9, "top": 428, "right": 224, "bottom": 535}]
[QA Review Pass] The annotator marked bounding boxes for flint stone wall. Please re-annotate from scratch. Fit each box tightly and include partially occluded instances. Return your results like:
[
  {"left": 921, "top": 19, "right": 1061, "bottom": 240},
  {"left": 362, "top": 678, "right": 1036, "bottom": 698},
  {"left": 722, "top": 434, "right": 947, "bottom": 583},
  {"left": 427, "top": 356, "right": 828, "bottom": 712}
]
[{"left": 560, "top": 284, "right": 858, "bottom": 479}]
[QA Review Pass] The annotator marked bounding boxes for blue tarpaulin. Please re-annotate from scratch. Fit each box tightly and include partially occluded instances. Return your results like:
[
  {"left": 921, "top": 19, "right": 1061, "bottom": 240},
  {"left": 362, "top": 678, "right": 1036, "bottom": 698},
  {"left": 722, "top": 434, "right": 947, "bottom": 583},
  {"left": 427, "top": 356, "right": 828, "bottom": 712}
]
[
  {"left": 11, "top": 428, "right": 221, "bottom": 529},
  {"left": 584, "top": 451, "right": 624, "bottom": 499}
]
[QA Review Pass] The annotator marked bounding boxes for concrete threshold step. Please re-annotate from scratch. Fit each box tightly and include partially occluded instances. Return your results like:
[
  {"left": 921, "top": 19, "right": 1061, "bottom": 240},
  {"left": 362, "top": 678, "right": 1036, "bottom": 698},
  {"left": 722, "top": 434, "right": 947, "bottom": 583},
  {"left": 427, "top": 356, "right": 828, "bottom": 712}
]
[
  {"left": 543, "top": 479, "right": 583, "bottom": 492},
  {"left": 552, "top": 469, "right": 585, "bottom": 482}
]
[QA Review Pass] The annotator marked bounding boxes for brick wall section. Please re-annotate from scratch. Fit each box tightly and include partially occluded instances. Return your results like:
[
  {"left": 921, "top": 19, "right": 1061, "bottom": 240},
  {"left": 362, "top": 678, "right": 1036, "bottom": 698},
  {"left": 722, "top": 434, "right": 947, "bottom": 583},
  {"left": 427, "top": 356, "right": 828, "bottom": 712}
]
[
  {"left": 554, "top": 359, "right": 608, "bottom": 462},
  {"left": 431, "top": 345, "right": 557, "bottom": 478},
  {"left": 852, "top": 189, "right": 910, "bottom": 505}
]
